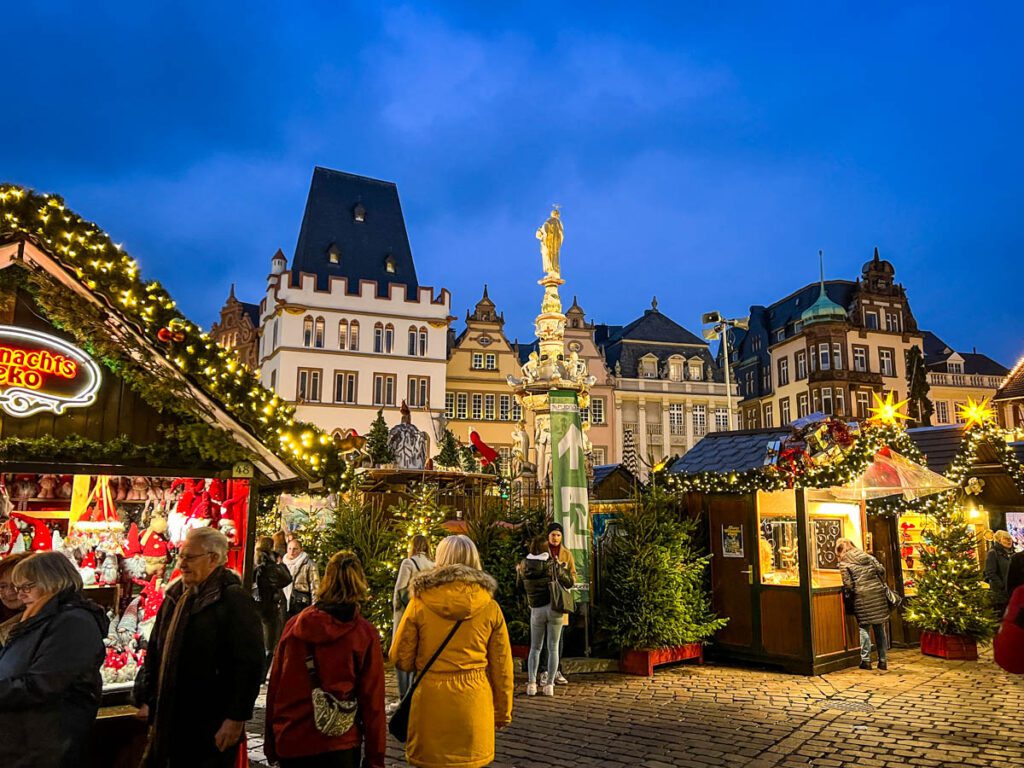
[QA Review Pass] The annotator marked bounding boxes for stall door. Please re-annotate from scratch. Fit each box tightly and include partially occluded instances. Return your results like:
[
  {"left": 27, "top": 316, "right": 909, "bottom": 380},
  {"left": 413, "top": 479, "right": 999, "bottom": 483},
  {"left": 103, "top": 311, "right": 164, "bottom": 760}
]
[{"left": 708, "top": 496, "right": 754, "bottom": 648}]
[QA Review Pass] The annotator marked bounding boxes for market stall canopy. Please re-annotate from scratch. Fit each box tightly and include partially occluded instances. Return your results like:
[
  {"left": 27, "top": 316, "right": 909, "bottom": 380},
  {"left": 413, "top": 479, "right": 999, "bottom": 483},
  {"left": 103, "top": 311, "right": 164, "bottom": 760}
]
[{"left": 831, "top": 447, "right": 956, "bottom": 501}]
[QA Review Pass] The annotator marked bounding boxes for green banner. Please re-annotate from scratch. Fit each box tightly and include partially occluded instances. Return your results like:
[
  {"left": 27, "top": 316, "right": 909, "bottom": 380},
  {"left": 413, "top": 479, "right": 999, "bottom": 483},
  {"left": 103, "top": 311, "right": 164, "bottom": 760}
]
[{"left": 549, "top": 389, "right": 590, "bottom": 602}]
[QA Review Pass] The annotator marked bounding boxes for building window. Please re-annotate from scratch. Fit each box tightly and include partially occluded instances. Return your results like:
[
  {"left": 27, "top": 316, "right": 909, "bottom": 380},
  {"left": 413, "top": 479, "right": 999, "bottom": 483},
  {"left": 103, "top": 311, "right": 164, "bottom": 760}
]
[
  {"left": 485, "top": 353, "right": 497, "bottom": 370},
  {"left": 327, "top": 244, "right": 341, "bottom": 264},
  {"left": 313, "top": 317, "right": 325, "bottom": 348},
  {"left": 819, "top": 343, "right": 831, "bottom": 371},
  {"left": 303, "top": 316, "right": 314, "bottom": 347},
  {"left": 780, "top": 397, "right": 791, "bottom": 425},
  {"left": 864, "top": 310, "right": 879, "bottom": 330},
  {"left": 349, "top": 321, "right": 359, "bottom": 351},
  {"left": 813, "top": 389, "right": 821, "bottom": 412},
  {"left": 334, "top": 371, "right": 357, "bottom": 404},
  {"left": 408, "top": 326, "right": 418, "bottom": 356},
  {"left": 484, "top": 394, "right": 495, "bottom": 420},
  {"left": 640, "top": 356, "right": 659, "bottom": 378},
  {"left": 763, "top": 403, "right": 773, "bottom": 428},
  {"left": 445, "top": 392, "right": 456, "bottom": 419},
  {"left": 499, "top": 395, "right": 511, "bottom": 421},
  {"left": 885, "top": 311, "right": 900, "bottom": 332},
  {"left": 669, "top": 357, "right": 684, "bottom": 382},
  {"left": 511, "top": 401, "right": 523, "bottom": 422},
  {"left": 590, "top": 397, "right": 605, "bottom": 424},
  {"left": 777, "top": 357, "right": 789, "bottom": 387},
  {"left": 879, "top": 349, "right": 895, "bottom": 377},
  {"left": 835, "top": 387, "right": 846, "bottom": 416},
  {"left": 737, "top": 412, "right": 744, "bottom": 430},
  {"left": 856, "top": 390, "right": 870, "bottom": 418},
  {"left": 762, "top": 369, "right": 772, "bottom": 392},
  {"left": 669, "top": 404, "right": 686, "bottom": 435},
  {"left": 373, "top": 374, "right": 396, "bottom": 406},
  {"left": 498, "top": 446, "right": 512, "bottom": 472},
  {"left": 714, "top": 407, "right": 729, "bottom": 431},
  {"left": 947, "top": 361, "right": 963, "bottom": 374},
  {"left": 472, "top": 352, "right": 484, "bottom": 369},
  {"left": 954, "top": 402, "right": 967, "bottom": 424},
  {"left": 384, "top": 324, "right": 394, "bottom": 354},
  {"left": 821, "top": 387, "right": 833, "bottom": 415},
  {"left": 297, "top": 368, "right": 322, "bottom": 403},
  {"left": 593, "top": 447, "right": 606, "bottom": 465},
  {"left": 456, "top": 393, "right": 468, "bottom": 419},
  {"left": 269, "top": 369, "right": 276, "bottom": 391},
  {"left": 798, "top": 392, "right": 810, "bottom": 418},
  {"left": 832, "top": 343, "right": 843, "bottom": 370},
  {"left": 745, "top": 408, "right": 758, "bottom": 429},
  {"left": 373, "top": 323, "right": 383, "bottom": 353},
  {"left": 339, "top": 320, "right": 348, "bottom": 350},
  {"left": 853, "top": 346, "right": 867, "bottom": 372},
  {"left": 689, "top": 362, "right": 703, "bottom": 381},
  {"left": 693, "top": 405, "right": 707, "bottom": 437},
  {"left": 471, "top": 394, "right": 483, "bottom": 420},
  {"left": 774, "top": 328, "right": 786, "bottom": 343},
  {"left": 408, "top": 376, "right": 429, "bottom": 408},
  {"left": 796, "top": 351, "right": 807, "bottom": 380},
  {"left": 419, "top": 328, "right": 428, "bottom": 357},
  {"left": 935, "top": 400, "right": 949, "bottom": 424}
]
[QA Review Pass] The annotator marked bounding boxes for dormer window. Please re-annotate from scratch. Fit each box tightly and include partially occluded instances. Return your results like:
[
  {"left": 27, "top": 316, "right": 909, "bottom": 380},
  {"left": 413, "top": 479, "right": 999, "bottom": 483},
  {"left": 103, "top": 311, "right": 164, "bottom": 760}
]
[
  {"left": 384, "top": 255, "right": 396, "bottom": 274},
  {"left": 353, "top": 203, "right": 366, "bottom": 223},
  {"left": 327, "top": 244, "right": 341, "bottom": 264}
]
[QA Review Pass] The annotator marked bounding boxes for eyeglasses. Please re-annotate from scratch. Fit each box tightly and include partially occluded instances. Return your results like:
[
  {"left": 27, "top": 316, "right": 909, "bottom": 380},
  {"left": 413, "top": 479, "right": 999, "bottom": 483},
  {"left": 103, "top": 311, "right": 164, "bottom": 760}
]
[
  {"left": 179, "top": 552, "right": 214, "bottom": 563},
  {"left": 0, "top": 583, "right": 15, "bottom": 594},
  {"left": 13, "top": 582, "right": 37, "bottom": 594}
]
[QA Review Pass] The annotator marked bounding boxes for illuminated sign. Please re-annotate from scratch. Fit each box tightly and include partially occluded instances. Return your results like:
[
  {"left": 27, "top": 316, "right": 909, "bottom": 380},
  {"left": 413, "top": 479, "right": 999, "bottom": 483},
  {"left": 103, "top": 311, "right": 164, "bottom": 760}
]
[{"left": 0, "top": 325, "right": 101, "bottom": 417}]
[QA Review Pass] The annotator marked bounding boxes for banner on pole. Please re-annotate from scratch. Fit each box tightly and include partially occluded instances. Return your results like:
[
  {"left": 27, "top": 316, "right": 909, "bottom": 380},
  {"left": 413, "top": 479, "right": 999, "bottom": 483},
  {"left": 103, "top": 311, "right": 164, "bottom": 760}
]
[{"left": 549, "top": 389, "right": 591, "bottom": 602}]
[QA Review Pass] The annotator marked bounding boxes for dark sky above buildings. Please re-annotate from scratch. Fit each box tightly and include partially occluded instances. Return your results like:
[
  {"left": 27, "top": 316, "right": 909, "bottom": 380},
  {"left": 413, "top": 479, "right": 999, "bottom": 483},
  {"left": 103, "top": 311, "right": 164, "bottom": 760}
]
[{"left": 4, "top": 2, "right": 1022, "bottom": 363}]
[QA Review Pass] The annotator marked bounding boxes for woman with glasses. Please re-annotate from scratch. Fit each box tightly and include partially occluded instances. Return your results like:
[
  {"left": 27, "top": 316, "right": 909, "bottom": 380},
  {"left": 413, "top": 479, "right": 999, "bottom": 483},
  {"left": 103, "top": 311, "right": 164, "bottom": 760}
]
[
  {"left": 0, "top": 551, "right": 109, "bottom": 767},
  {"left": 0, "top": 552, "right": 34, "bottom": 646}
]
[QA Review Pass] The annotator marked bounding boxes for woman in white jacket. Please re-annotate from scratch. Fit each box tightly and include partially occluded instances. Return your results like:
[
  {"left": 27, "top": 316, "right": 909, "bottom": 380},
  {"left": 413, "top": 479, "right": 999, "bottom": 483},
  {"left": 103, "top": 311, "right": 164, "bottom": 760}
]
[{"left": 392, "top": 534, "right": 434, "bottom": 700}]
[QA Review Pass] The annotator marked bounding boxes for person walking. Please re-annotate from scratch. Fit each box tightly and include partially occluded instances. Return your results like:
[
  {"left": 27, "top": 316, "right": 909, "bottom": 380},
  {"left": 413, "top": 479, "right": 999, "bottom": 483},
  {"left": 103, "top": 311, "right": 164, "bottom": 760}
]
[
  {"left": 1007, "top": 549, "right": 1024, "bottom": 597},
  {"left": 0, "top": 551, "right": 108, "bottom": 768},
  {"left": 837, "top": 538, "right": 891, "bottom": 670},
  {"left": 517, "top": 534, "right": 574, "bottom": 696},
  {"left": 254, "top": 536, "right": 292, "bottom": 674},
  {"left": 390, "top": 534, "right": 514, "bottom": 768},
  {"left": 265, "top": 551, "right": 386, "bottom": 768},
  {"left": 0, "top": 552, "right": 33, "bottom": 646},
  {"left": 984, "top": 530, "right": 1015, "bottom": 617},
  {"left": 542, "top": 522, "right": 576, "bottom": 686},
  {"left": 284, "top": 537, "right": 320, "bottom": 617},
  {"left": 392, "top": 534, "right": 434, "bottom": 703},
  {"left": 134, "top": 527, "right": 264, "bottom": 767}
]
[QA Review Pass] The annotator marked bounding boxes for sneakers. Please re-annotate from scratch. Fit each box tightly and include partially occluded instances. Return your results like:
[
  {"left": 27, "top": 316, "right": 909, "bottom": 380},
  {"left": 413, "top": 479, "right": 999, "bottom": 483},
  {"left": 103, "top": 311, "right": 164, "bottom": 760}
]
[
  {"left": 539, "top": 671, "right": 548, "bottom": 685},
  {"left": 526, "top": 682, "right": 537, "bottom": 696},
  {"left": 554, "top": 672, "right": 569, "bottom": 685},
  {"left": 878, "top": 660, "right": 888, "bottom": 671},
  {"left": 858, "top": 661, "right": 872, "bottom": 670},
  {"left": 541, "top": 684, "right": 555, "bottom": 697}
]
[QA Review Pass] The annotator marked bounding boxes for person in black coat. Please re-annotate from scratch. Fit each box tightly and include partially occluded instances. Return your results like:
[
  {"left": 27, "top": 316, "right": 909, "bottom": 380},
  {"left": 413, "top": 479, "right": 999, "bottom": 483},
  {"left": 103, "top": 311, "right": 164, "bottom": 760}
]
[
  {"left": 0, "top": 551, "right": 108, "bottom": 768},
  {"left": 837, "top": 539, "right": 891, "bottom": 671},
  {"left": 1007, "top": 549, "right": 1024, "bottom": 597},
  {"left": 134, "top": 527, "right": 264, "bottom": 768},
  {"left": 984, "top": 531, "right": 1015, "bottom": 616},
  {"left": 516, "top": 533, "right": 574, "bottom": 696},
  {"left": 253, "top": 536, "right": 292, "bottom": 674}
]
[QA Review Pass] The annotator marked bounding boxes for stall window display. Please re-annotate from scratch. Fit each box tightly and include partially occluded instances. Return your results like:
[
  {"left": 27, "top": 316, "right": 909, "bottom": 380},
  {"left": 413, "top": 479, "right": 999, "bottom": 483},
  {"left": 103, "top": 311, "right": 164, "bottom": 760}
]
[
  {"left": 0, "top": 471, "right": 250, "bottom": 691},
  {"left": 758, "top": 490, "right": 801, "bottom": 586},
  {"left": 805, "top": 494, "right": 863, "bottom": 589},
  {"left": 898, "top": 507, "right": 989, "bottom": 596}
]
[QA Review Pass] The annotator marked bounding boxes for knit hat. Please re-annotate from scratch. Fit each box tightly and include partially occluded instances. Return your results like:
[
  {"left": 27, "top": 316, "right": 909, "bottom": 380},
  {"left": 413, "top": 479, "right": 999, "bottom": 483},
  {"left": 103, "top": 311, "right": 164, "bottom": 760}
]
[{"left": 547, "top": 522, "right": 563, "bottom": 535}]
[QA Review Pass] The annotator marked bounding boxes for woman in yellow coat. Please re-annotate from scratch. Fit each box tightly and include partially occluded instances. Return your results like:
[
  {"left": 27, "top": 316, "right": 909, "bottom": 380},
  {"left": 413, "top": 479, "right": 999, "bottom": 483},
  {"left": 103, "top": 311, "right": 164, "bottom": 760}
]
[{"left": 391, "top": 535, "right": 514, "bottom": 768}]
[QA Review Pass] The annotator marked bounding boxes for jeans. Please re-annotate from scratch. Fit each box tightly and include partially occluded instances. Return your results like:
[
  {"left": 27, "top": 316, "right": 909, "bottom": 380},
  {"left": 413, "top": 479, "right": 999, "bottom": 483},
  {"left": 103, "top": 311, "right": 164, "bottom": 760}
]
[
  {"left": 397, "top": 667, "right": 415, "bottom": 699},
  {"left": 859, "top": 624, "right": 887, "bottom": 663},
  {"left": 528, "top": 605, "right": 565, "bottom": 683}
]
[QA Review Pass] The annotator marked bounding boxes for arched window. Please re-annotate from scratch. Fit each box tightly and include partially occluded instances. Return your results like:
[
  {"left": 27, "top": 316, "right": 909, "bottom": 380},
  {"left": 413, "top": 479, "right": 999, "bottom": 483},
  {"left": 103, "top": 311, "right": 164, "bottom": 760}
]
[
  {"left": 373, "top": 322, "right": 384, "bottom": 353},
  {"left": 668, "top": 355, "right": 684, "bottom": 382},
  {"left": 349, "top": 321, "right": 360, "bottom": 351},
  {"left": 408, "top": 325, "right": 418, "bottom": 356},
  {"left": 302, "top": 316, "right": 314, "bottom": 348},
  {"left": 314, "top": 317, "right": 325, "bottom": 348},
  {"left": 419, "top": 327, "right": 428, "bottom": 357},
  {"left": 338, "top": 320, "right": 348, "bottom": 351},
  {"left": 384, "top": 323, "right": 395, "bottom": 354},
  {"left": 270, "top": 318, "right": 278, "bottom": 350}
]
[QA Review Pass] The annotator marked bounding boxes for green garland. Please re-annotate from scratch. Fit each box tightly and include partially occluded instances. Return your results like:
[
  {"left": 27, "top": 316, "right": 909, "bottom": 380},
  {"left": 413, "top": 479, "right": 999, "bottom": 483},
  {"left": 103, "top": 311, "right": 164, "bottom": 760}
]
[
  {"left": 0, "top": 184, "right": 350, "bottom": 489},
  {"left": 0, "top": 433, "right": 225, "bottom": 468}
]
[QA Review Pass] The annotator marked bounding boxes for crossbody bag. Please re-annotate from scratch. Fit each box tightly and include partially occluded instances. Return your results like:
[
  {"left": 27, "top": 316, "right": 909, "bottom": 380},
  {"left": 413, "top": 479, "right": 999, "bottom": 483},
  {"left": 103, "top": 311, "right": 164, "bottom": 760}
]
[
  {"left": 305, "top": 643, "right": 358, "bottom": 736},
  {"left": 388, "top": 619, "right": 464, "bottom": 742}
]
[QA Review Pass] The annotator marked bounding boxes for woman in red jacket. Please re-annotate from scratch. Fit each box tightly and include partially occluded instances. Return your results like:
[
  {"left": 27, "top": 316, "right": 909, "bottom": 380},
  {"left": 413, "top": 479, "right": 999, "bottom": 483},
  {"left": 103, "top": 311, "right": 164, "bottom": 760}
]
[{"left": 265, "top": 551, "right": 386, "bottom": 768}]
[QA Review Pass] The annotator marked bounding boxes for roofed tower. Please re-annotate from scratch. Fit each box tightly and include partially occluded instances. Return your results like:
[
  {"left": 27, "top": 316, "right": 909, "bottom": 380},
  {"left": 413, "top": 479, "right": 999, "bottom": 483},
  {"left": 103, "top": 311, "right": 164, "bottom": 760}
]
[
  {"left": 801, "top": 250, "right": 848, "bottom": 326},
  {"left": 468, "top": 284, "right": 503, "bottom": 325}
]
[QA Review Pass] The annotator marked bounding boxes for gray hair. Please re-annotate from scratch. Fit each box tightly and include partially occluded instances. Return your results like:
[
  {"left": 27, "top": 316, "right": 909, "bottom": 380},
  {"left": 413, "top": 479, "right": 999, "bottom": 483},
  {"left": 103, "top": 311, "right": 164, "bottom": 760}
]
[
  {"left": 13, "top": 551, "right": 83, "bottom": 595},
  {"left": 186, "top": 526, "right": 229, "bottom": 565},
  {"left": 994, "top": 530, "right": 1012, "bottom": 544}
]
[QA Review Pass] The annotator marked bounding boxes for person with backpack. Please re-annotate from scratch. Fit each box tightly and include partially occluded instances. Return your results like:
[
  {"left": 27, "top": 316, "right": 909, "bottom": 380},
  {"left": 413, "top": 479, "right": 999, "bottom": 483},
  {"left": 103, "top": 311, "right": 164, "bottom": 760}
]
[
  {"left": 517, "top": 533, "right": 574, "bottom": 696},
  {"left": 391, "top": 534, "right": 434, "bottom": 703},
  {"left": 837, "top": 538, "right": 892, "bottom": 671},
  {"left": 254, "top": 536, "right": 292, "bottom": 675}
]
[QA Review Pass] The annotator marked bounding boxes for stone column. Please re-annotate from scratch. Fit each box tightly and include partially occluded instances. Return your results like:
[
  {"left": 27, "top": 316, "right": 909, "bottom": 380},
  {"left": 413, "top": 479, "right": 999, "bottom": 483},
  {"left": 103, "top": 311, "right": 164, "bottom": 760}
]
[
  {"left": 613, "top": 397, "right": 623, "bottom": 465},
  {"left": 685, "top": 398, "right": 694, "bottom": 451},
  {"left": 638, "top": 399, "right": 648, "bottom": 472},
  {"left": 661, "top": 400, "right": 672, "bottom": 463}
]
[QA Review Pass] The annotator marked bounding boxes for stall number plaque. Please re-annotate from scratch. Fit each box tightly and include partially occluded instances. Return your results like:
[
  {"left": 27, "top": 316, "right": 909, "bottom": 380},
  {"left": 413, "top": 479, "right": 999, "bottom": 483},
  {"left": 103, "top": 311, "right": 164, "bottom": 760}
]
[{"left": 0, "top": 325, "right": 101, "bottom": 418}]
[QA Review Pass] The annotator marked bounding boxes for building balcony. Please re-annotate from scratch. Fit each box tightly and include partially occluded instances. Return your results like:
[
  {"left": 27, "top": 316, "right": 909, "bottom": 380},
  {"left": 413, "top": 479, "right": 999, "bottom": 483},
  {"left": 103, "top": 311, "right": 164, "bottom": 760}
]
[
  {"left": 647, "top": 422, "right": 663, "bottom": 436},
  {"left": 623, "top": 421, "right": 638, "bottom": 435},
  {"left": 808, "top": 368, "right": 883, "bottom": 386},
  {"left": 927, "top": 372, "right": 1003, "bottom": 389},
  {"left": 616, "top": 378, "right": 733, "bottom": 396}
]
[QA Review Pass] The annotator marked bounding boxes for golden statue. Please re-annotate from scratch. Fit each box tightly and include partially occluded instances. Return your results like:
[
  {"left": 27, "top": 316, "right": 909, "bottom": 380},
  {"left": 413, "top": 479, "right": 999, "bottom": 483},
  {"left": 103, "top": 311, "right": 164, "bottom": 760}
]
[{"left": 536, "top": 206, "right": 563, "bottom": 277}]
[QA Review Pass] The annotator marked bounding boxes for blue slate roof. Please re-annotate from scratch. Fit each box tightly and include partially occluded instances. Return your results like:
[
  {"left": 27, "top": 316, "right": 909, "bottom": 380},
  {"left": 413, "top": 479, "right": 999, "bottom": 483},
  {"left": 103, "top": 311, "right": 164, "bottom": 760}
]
[
  {"left": 240, "top": 301, "right": 260, "bottom": 329},
  {"left": 668, "top": 428, "right": 791, "bottom": 474},
  {"left": 921, "top": 330, "right": 1008, "bottom": 377},
  {"left": 291, "top": 167, "right": 418, "bottom": 297},
  {"left": 596, "top": 307, "right": 721, "bottom": 380}
]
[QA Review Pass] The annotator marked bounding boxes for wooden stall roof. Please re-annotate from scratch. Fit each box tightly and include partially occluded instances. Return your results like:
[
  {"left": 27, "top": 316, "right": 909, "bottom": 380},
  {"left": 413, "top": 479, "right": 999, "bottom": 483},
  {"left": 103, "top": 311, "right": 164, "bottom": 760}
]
[{"left": 668, "top": 428, "right": 792, "bottom": 475}]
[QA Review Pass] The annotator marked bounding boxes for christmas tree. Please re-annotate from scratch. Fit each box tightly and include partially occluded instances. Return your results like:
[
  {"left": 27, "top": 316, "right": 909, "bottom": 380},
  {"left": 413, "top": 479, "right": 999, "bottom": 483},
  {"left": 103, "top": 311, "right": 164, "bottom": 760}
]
[
  {"left": 434, "top": 427, "right": 461, "bottom": 470},
  {"left": 905, "top": 495, "right": 999, "bottom": 640},
  {"left": 460, "top": 444, "right": 480, "bottom": 473},
  {"left": 905, "top": 345, "right": 933, "bottom": 426},
  {"left": 389, "top": 483, "right": 448, "bottom": 568},
  {"left": 365, "top": 409, "right": 395, "bottom": 466}
]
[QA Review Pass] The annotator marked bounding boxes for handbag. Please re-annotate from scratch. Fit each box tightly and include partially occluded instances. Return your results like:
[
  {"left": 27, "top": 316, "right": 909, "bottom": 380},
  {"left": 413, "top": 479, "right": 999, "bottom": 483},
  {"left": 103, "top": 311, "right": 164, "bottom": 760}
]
[
  {"left": 305, "top": 643, "right": 358, "bottom": 737},
  {"left": 388, "top": 619, "right": 464, "bottom": 743},
  {"left": 881, "top": 578, "right": 902, "bottom": 610},
  {"left": 549, "top": 562, "right": 576, "bottom": 614},
  {"left": 397, "top": 558, "right": 422, "bottom": 609}
]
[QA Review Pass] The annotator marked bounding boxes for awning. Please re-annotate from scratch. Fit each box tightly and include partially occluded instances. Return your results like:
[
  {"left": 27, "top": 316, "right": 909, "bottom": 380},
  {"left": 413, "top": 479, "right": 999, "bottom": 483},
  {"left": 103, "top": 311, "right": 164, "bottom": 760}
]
[{"left": 832, "top": 447, "right": 957, "bottom": 501}]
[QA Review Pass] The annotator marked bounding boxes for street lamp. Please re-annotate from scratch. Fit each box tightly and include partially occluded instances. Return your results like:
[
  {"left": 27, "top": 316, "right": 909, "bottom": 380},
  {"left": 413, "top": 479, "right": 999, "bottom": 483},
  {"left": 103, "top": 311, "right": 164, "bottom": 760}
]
[{"left": 702, "top": 311, "right": 749, "bottom": 431}]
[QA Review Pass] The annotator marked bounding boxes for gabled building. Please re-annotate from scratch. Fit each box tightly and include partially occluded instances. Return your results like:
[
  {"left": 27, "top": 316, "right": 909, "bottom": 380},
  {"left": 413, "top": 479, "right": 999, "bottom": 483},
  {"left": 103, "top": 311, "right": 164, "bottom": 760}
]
[
  {"left": 209, "top": 284, "right": 261, "bottom": 369},
  {"left": 921, "top": 331, "right": 1008, "bottom": 425},
  {"left": 730, "top": 250, "right": 923, "bottom": 429},
  {"left": 253, "top": 167, "right": 451, "bottom": 440},
  {"left": 597, "top": 299, "right": 734, "bottom": 474}
]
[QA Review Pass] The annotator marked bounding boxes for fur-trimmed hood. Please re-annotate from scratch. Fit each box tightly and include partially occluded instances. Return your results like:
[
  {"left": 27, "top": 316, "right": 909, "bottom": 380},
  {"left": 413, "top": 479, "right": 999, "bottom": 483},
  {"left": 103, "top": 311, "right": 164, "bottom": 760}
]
[{"left": 410, "top": 564, "right": 497, "bottom": 621}]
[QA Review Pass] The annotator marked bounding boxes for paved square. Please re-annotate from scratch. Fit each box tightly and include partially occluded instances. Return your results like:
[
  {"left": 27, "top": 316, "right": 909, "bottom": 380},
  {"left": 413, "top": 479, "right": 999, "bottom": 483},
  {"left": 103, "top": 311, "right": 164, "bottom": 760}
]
[{"left": 248, "top": 648, "right": 1023, "bottom": 767}]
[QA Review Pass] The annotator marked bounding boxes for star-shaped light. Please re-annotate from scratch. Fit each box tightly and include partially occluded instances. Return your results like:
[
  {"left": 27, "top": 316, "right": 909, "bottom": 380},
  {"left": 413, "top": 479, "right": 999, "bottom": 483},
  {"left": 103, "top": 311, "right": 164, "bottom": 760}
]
[
  {"left": 956, "top": 397, "right": 995, "bottom": 429},
  {"left": 867, "top": 391, "right": 911, "bottom": 427}
]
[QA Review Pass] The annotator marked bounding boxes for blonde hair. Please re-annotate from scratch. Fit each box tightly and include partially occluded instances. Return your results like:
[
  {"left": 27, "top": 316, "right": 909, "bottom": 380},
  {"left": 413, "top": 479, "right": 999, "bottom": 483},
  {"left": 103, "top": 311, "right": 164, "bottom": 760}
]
[
  {"left": 408, "top": 534, "right": 431, "bottom": 559},
  {"left": 318, "top": 551, "right": 369, "bottom": 605},
  {"left": 994, "top": 530, "right": 1012, "bottom": 543},
  {"left": 13, "top": 551, "right": 82, "bottom": 595},
  {"left": 185, "top": 526, "right": 229, "bottom": 565},
  {"left": 835, "top": 538, "right": 857, "bottom": 557},
  {"left": 434, "top": 535, "right": 482, "bottom": 570}
]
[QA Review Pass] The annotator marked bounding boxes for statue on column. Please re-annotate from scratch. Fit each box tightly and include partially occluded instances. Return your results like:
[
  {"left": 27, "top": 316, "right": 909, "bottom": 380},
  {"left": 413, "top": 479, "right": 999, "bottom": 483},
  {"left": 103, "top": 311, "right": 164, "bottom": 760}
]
[
  {"left": 536, "top": 207, "right": 563, "bottom": 278},
  {"left": 511, "top": 419, "right": 533, "bottom": 477},
  {"left": 534, "top": 415, "right": 552, "bottom": 488}
]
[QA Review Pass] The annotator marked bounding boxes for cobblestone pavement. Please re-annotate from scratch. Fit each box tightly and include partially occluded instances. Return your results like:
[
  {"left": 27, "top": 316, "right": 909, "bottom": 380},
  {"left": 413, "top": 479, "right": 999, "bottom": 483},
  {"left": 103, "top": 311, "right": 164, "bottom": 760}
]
[{"left": 247, "top": 648, "right": 1024, "bottom": 768}]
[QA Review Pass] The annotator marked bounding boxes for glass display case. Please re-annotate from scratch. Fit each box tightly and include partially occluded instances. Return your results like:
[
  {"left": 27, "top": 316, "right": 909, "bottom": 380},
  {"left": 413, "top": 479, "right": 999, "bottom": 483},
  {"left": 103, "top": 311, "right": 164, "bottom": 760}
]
[
  {"left": 805, "top": 491, "right": 864, "bottom": 589},
  {"left": 757, "top": 490, "right": 801, "bottom": 586}
]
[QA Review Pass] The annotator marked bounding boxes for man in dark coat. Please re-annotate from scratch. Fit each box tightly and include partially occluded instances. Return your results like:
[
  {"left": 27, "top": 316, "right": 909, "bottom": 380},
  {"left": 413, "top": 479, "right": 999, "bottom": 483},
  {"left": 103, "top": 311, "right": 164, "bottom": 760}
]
[
  {"left": 984, "top": 531, "right": 1015, "bottom": 617},
  {"left": 838, "top": 539, "right": 891, "bottom": 671},
  {"left": 253, "top": 537, "right": 292, "bottom": 675},
  {"left": 135, "top": 527, "right": 263, "bottom": 768}
]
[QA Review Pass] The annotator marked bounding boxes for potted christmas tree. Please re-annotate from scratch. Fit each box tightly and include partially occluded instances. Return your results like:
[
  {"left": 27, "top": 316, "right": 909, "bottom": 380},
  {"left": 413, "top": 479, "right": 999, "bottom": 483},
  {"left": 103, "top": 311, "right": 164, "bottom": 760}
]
[
  {"left": 433, "top": 427, "right": 461, "bottom": 471},
  {"left": 366, "top": 409, "right": 395, "bottom": 468},
  {"left": 905, "top": 495, "right": 999, "bottom": 660}
]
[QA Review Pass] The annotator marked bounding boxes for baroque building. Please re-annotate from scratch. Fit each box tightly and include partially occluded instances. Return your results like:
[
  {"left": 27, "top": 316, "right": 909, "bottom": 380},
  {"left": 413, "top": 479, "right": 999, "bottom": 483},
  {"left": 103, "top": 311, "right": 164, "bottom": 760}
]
[
  {"left": 251, "top": 167, "right": 451, "bottom": 441},
  {"left": 922, "top": 331, "right": 1007, "bottom": 425},
  {"left": 209, "top": 284, "right": 260, "bottom": 369}
]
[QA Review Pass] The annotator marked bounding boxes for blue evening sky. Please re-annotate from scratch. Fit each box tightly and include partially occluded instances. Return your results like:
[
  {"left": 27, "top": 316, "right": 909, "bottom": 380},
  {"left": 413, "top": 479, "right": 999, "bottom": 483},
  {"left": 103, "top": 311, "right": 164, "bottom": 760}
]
[{"left": 4, "top": 3, "right": 1022, "bottom": 364}]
